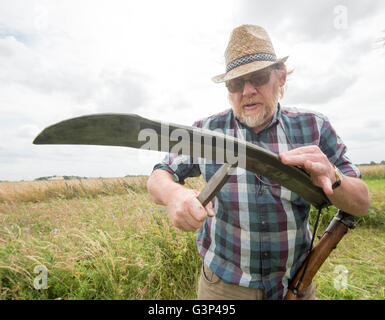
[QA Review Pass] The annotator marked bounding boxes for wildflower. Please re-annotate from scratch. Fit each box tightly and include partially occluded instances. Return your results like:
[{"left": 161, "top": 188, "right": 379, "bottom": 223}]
[
  {"left": 53, "top": 228, "right": 58, "bottom": 236},
  {"left": 142, "top": 209, "right": 146, "bottom": 214}
]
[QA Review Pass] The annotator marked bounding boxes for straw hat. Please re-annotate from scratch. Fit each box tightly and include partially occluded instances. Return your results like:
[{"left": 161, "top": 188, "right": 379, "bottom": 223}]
[{"left": 212, "top": 25, "right": 288, "bottom": 83}]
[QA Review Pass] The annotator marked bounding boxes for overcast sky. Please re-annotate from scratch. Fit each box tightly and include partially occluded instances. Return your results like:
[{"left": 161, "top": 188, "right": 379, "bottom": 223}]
[{"left": 0, "top": 0, "right": 384, "bottom": 181}]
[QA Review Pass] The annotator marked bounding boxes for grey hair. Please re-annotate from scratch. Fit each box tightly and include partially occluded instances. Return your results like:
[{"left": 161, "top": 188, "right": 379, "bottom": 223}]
[{"left": 272, "top": 62, "right": 293, "bottom": 100}]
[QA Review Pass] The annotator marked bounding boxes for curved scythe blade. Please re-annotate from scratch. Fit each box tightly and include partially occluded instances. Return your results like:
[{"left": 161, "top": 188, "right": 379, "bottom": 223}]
[{"left": 33, "top": 113, "right": 330, "bottom": 208}]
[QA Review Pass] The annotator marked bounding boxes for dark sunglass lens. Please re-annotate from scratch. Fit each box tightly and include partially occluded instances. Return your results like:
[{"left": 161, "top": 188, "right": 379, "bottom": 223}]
[
  {"left": 226, "top": 79, "right": 243, "bottom": 93},
  {"left": 226, "top": 70, "right": 271, "bottom": 92},
  {"left": 250, "top": 71, "right": 270, "bottom": 87}
]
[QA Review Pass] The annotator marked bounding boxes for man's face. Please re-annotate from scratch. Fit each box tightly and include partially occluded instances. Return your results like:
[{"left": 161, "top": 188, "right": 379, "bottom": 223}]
[{"left": 227, "top": 66, "right": 286, "bottom": 129}]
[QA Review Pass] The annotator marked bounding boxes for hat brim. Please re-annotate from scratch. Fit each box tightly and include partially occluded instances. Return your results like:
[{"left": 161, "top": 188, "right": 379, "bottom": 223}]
[{"left": 212, "top": 56, "right": 289, "bottom": 83}]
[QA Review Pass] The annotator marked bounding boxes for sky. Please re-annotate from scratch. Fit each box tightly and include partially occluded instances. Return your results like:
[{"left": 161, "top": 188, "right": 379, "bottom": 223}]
[{"left": 0, "top": 0, "right": 384, "bottom": 181}]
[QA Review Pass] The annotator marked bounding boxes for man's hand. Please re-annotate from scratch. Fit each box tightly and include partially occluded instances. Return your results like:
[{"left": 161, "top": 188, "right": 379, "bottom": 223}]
[
  {"left": 147, "top": 169, "right": 215, "bottom": 232},
  {"left": 279, "top": 145, "right": 336, "bottom": 196},
  {"left": 279, "top": 145, "right": 369, "bottom": 217},
  {"left": 167, "top": 188, "right": 215, "bottom": 232}
]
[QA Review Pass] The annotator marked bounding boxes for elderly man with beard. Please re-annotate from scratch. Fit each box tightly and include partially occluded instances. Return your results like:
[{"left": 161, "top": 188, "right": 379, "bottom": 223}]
[{"left": 147, "top": 25, "right": 369, "bottom": 300}]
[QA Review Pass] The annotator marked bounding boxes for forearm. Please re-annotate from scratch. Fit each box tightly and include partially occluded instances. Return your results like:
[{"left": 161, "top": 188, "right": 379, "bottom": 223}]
[
  {"left": 147, "top": 169, "right": 185, "bottom": 206},
  {"left": 327, "top": 175, "right": 370, "bottom": 217}
]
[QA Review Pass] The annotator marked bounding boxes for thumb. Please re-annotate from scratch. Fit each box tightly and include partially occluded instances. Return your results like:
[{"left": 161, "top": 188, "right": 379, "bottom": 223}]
[
  {"left": 205, "top": 201, "right": 215, "bottom": 217},
  {"left": 320, "top": 176, "right": 333, "bottom": 196}
]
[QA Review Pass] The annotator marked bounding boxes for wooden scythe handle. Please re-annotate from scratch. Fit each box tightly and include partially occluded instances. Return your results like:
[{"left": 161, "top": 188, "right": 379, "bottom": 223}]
[
  {"left": 284, "top": 210, "right": 355, "bottom": 300},
  {"left": 197, "top": 162, "right": 236, "bottom": 207}
]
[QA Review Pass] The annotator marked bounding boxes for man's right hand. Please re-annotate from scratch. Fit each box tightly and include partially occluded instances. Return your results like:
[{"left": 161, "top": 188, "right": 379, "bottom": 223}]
[
  {"left": 166, "top": 187, "right": 215, "bottom": 232},
  {"left": 147, "top": 169, "right": 215, "bottom": 232}
]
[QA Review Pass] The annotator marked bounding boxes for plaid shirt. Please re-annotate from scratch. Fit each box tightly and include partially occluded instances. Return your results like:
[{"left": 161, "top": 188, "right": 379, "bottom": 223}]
[{"left": 153, "top": 104, "right": 361, "bottom": 300}]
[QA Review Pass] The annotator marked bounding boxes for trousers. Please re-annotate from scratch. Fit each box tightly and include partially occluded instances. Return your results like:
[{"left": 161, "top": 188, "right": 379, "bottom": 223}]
[{"left": 197, "top": 263, "right": 316, "bottom": 300}]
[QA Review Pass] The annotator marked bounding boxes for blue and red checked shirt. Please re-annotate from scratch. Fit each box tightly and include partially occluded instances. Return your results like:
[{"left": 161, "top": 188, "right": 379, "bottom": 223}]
[{"left": 153, "top": 103, "right": 361, "bottom": 300}]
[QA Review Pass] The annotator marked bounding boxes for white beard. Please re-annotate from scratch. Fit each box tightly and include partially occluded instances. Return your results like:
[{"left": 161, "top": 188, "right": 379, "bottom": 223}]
[
  {"left": 234, "top": 92, "right": 279, "bottom": 128},
  {"left": 236, "top": 112, "right": 266, "bottom": 128}
]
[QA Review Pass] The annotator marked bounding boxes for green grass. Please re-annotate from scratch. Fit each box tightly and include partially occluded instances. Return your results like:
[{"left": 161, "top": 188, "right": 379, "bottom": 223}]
[
  {"left": 0, "top": 183, "right": 201, "bottom": 300},
  {"left": 313, "top": 227, "right": 385, "bottom": 300},
  {"left": 365, "top": 179, "right": 385, "bottom": 191},
  {"left": 0, "top": 176, "right": 384, "bottom": 300}
]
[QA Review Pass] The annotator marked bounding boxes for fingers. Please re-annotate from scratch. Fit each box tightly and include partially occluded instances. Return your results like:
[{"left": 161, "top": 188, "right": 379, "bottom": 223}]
[
  {"left": 205, "top": 201, "right": 215, "bottom": 217},
  {"left": 185, "top": 197, "right": 210, "bottom": 229},
  {"left": 311, "top": 174, "right": 333, "bottom": 196},
  {"left": 280, "top": 146, "right": 336, "bottom": 195},
  {"left": 320, "top": 175, "right": 333, "bottom": 196},
  {"left": 169, "top": 189, "right": 214, "bottom": 232},
  {"left": 304, "top": 160, "right": 328, "bottom": 174},
  {"left": 192, "top": 189, "right": 215, "bottom": 217},
  {"left": 280, "top": 145, "right": 320, "bottom": 157},
  {"left": 280, "top": 147, "right": 328, "bottom": 167},
  {"left": 304, "top": 161, "right": 334, "bottom": 195},
  {"left": 280, "top": 146, "right": 330, "bottom": 174}
]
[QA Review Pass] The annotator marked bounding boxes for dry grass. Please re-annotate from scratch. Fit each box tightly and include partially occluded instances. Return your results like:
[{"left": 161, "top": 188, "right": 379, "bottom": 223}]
[
  {"left": 0, "top": 190, "right": 201, "bottom": 299},
  {"left": 0, "top": 177, "right": 150, "bottom": 203},
  {"left": 0, "top": 170, "right": 383, "bottom": 299},
  {"left": 0, "top": 165, "right": 380, "bottom": 203},
  {"left": 358, "top": 164, "right": 385, "bottom": 180}
]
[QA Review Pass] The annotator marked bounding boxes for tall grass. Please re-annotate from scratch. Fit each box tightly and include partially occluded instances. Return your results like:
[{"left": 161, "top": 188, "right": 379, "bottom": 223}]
[
  {"left": 0, "top": 167, "right": 384, "bottom": 300},
  {"left": 0, "top": 192, "right": 201, "bottom": 299},
  {"left": 0, "top": 177, "right": 148, "bottom": 203},
  {"left": 358, "top": 164, "right": 385, "bottom": 180}
]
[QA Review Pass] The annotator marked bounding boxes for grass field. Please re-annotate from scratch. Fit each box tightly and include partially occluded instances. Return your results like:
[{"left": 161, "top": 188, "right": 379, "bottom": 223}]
[{"left": 0, "top": 166, "right": 384, "bottom": 300}]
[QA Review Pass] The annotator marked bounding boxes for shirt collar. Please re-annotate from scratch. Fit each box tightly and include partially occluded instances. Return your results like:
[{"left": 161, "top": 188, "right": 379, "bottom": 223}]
[{"left": 266, "top": 102, "right": 282, "bottom": 130}]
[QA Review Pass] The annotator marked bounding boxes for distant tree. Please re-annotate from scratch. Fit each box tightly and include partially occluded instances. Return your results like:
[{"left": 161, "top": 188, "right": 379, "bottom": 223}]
[
  {"left": 35, "top": 177, "right": 48, "bottom": 181},
  {"left": 370, "top": 161, "right": 377, "bottom": 166}
]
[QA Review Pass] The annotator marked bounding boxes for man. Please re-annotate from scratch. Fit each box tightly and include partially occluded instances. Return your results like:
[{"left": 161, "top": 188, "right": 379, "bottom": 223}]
[{"left": 147, "top": 25, "right": 369, "bottom": 300}]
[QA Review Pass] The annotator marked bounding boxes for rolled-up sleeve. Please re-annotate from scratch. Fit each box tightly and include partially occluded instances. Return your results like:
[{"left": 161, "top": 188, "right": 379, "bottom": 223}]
[
  {"left": 152, "top": 120, "right": 202, "bottom": 184},
  {"left": 152, "top": 153, "right": 201, "bottom": 185},
  {"left": 319, "top": 117, "right": 361, "bottom": 178}
]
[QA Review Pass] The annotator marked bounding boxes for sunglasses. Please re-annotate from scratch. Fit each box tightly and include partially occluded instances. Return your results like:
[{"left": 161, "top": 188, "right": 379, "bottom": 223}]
[{"left": 225, "top": 69, "right": 273, "bottom": 93}]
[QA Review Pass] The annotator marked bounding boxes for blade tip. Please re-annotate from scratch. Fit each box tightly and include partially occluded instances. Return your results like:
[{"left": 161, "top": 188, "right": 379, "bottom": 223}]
[{"left": 32, "top": 135, "right": 44, "bottom": 145}]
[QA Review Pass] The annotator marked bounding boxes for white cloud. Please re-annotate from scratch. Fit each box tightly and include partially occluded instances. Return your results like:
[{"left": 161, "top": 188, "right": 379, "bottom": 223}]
[{"left": 0, "top": 0, "right": 384, "bottom": 181}]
